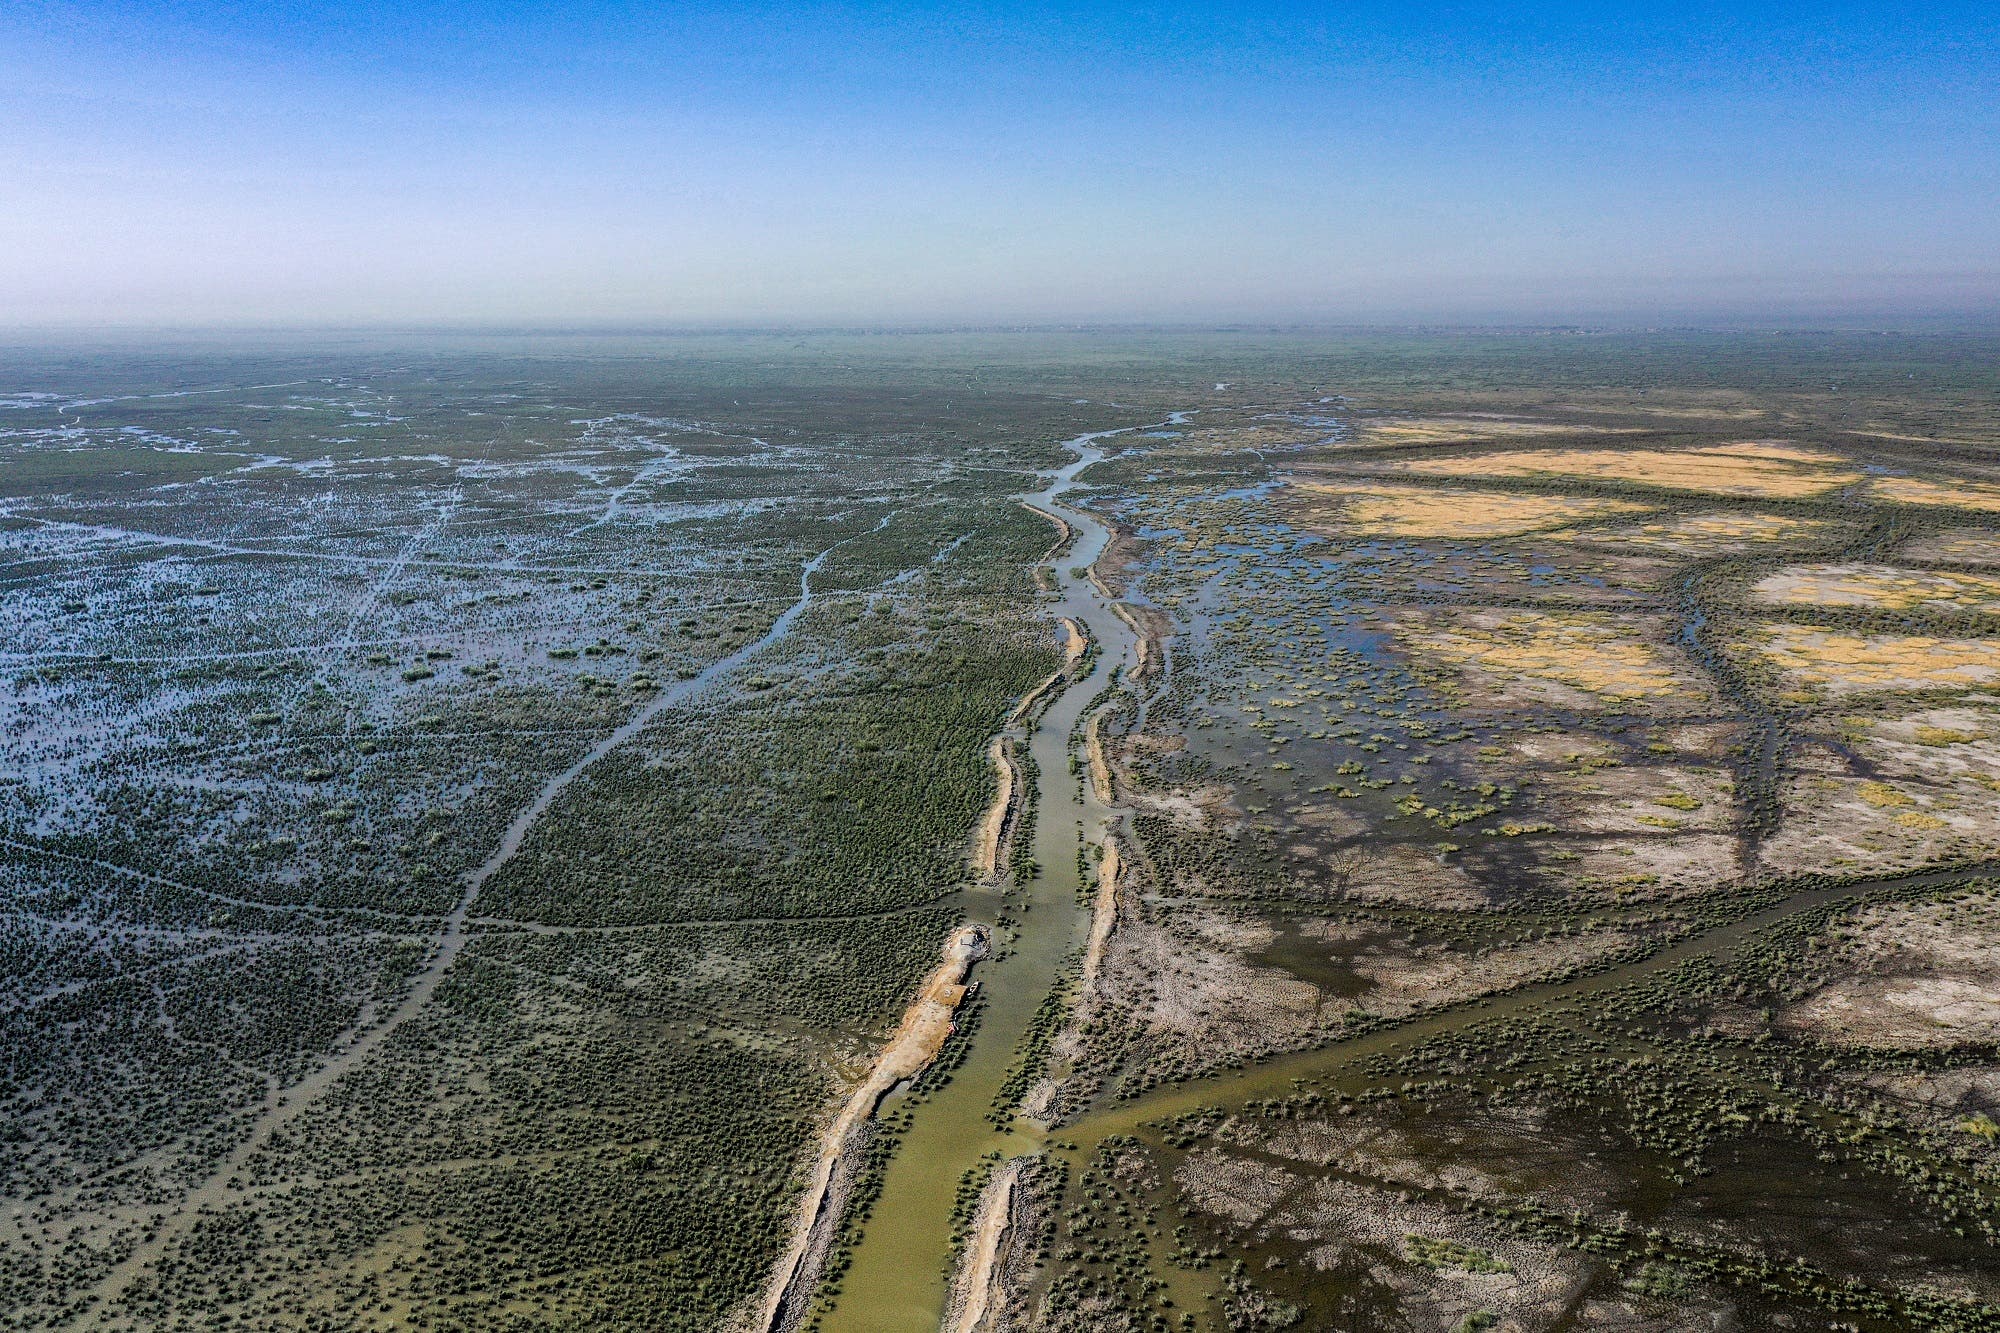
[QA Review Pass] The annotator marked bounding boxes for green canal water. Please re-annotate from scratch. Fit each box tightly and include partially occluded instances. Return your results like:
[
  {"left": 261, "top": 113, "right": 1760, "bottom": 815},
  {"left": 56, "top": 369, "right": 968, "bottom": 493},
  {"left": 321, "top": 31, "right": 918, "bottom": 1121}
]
[{"left": 816, "top": 427, "right": 1149, "bottom": 1333}]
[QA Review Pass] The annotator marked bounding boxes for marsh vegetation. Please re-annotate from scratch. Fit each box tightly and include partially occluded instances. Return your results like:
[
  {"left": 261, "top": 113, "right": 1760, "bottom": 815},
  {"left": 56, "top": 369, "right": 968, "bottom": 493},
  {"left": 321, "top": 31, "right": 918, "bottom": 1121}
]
[{"left": 8, "top": 331, "right": 2000, "bottom": 1332}]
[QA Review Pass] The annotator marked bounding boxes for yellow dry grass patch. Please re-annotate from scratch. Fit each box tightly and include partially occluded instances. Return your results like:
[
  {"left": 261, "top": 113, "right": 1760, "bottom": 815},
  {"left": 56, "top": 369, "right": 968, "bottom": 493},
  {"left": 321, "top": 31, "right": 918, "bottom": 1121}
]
[
  {"left": 1393, "top": 441, "right": 1861, "bottom": 499},
  {"left": 1755, "top": 625, "right": 2000, "bottom": 693},
  {"left": 1871, "top": 476, "right": 2000, "bottom": 512},
  {"left": 1618, "top": 405, "right": 1768, "bottom": 421},
  {"left": 1405, "top": 611, "right": 1686, "bottom": 702},
  {"left": 1568, "top": 510, "right": 1834, "bottom": 552},
  {"left": 1858, "top": 781, "right": 1915, "bottom": 810},
  {"left": 1357, "top": 416, "right": 1621, "bottom": 447},
  {"left": 1190, "top": 423, "right": 1329, "bottom": 452},
  {"left": 1903, "top": 532, "right": 2000, "bottom": 566},
  {"left": 1292, "top": 481, "right": 1649, "bottom": 539},
  {"left": 1752, "top": 564, "right": 2000, "bottom": 616}
]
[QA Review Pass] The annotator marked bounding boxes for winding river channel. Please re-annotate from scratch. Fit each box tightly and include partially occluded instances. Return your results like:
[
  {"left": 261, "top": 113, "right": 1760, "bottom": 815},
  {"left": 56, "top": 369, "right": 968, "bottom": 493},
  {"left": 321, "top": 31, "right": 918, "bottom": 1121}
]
[
  {"left": 814, "top": 426, "right": 1149, "bottom": 1333},
  {"left": 796, "top": 415, "right": 2000, "bottom": 1332}
]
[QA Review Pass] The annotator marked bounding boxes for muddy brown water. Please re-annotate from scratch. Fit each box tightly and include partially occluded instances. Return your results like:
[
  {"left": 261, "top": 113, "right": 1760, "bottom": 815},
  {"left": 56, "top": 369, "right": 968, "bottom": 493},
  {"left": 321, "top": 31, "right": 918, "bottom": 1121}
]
[
  {"left": 1063, "top": 865, "right": 1992, "bottom": 1145},
  {"left": 814, "top": 420, "right": 2000, "bottom": 1329},
  {"left": 1015, "top": 864, "right": 2000, "bottom": 1327},
  {"left": 815, "top": 425, "right": 1158, "bottom": 1333}
]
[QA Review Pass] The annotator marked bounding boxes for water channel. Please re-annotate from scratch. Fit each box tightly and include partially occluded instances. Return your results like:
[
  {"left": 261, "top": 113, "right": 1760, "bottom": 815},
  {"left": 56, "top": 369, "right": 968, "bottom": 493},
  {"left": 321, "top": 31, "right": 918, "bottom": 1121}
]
[
  {"left": 816, "top": 425, "right": 1152, "bottom": 1332},
  {"left": 811, "top": 417, "right": 2000, "bottom": 1331}
]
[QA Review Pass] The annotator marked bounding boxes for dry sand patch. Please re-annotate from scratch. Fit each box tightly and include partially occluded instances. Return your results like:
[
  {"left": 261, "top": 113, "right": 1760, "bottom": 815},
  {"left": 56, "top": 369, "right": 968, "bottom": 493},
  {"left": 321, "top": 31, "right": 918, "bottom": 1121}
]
[
  {"left": 1176, "top": 1129, "right": 1607, "bottom": 1331},
  {"left": 1095, "top": 902, "right": 1326, "bottom": 1079},
  {"left": 1257, "top": 1104, "right": 1616, "bottom": 1204},
  {"left": 1752, "top": 564, "right": 2000, "bottom": 616},
  {"left": 1290, "top": 838, "right": 1495, "bottom": 910},
  {"left": 1291, "top": 480, "right": 1651, "bottom": 540},
  {"left": 1779, "top": 895, "right": 2000, "bottom": 1048},
  {"left": 1398, "top": 609, "right": 1711, "bottom": 708},
  {"left": 1850, "top": 1066, "right": 2000, "bottom": 1138},
  {"left": 1760, "top": 771, "right": 2000, "bottom": 879},
  {"left": 1848, "top": 707, "right": 2000, "bottom": 787},
  {"left": 1353, "top": 415, "right": 1632, "bottom": 448},
  {"left": 1537, "top": 761, "right": 1734, "bottom": 836},
  {"left": 1871, "top": 475, "right": 2000, "bottom": 512},
  {"left": 1789, "top": 977, "right": 2000, "bottom": 1047},
  {"left": 1899, "top": 530, "right": 2000, "bottom": 566},
  {"left": 1295, "top": 914, "right": 1669, "bottom": 1014},
  {"left": 1565, "top": 509, "right": 1837, "bottom": 555},
  {"left": 1751, "top": 625, "right": 2000, "bottom": 694},
  {"left": 1549, "top": 834, "right": 1742, "bottom": 901},
  {"left": 1393, "top": 442, "right": 1861, "bottom": 500},
  {"left": 1185, "top": 422, "right": 1336, "bottom": 452}
]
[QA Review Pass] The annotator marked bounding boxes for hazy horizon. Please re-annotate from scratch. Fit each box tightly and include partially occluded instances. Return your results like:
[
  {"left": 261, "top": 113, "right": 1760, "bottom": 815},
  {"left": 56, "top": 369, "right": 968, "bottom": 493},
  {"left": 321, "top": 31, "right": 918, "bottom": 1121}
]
[{"left": 4, "top": 1, "right": 1996, "bottom": 328}]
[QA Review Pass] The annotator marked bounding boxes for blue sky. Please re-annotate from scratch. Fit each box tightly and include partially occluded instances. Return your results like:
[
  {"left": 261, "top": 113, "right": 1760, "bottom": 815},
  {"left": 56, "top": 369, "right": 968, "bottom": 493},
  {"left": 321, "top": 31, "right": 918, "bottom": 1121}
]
[{"left": 2, "top": 2, "right": 1994, "bottom": 326}]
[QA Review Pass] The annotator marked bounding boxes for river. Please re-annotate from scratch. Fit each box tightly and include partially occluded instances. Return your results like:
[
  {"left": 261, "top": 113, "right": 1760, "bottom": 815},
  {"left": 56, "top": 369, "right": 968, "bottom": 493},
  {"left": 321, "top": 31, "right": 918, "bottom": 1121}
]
[{"left": 813, "top": 423, "right": 1159, "bottom": 1333}]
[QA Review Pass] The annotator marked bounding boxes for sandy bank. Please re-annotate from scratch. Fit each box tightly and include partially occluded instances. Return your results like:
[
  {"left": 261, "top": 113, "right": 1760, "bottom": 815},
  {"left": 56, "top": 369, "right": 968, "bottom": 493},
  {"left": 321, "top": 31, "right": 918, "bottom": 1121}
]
[
  {"left": 756, "top": 924, "right": 990, "bottom": 1333},
  {"left": 1008, "top": 616, "right": 1090, "bottom": 727},
  {"left": 942, "top": 1159, "right": 1021, "bottom": 1333},
  {"left": 972, "top": 737, "right": 1016, "bottom": 882},
  {"left": 1081, "top": 837, "right": 1123, "bottom": 990},
  {"left": 1085, "top": 710, "right": 1113, "bottom": 805},
  {"left": 1022, "top": 502, "right": 1073, "bottom": 592}
]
